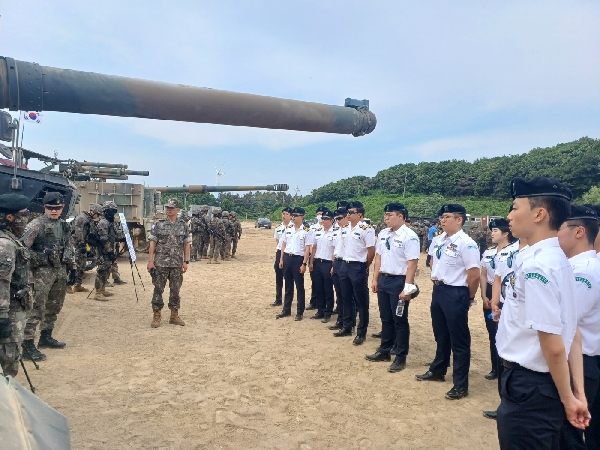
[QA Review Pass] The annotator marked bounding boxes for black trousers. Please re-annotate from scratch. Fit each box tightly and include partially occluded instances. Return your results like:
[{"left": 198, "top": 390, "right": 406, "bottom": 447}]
[
  {"left": 282, "top": 254, "right": 305, "bottom": 315},
  {"left": 332, "top": 259, "right": 348, "bottom": 325},
  {"left": 425, "top": 240, "right": 433, "bottom": 267},
  {"left": 497, "top": 367, "right": 564, "bottom": 450},
  {"left": 484, "top": 283, "right": 498, "bottom": 373},
  {"left": 274, "top": 250, "right": 284, "bottom": 303},
  {"left": 376, "top": 274, "right": 409, "bottom": 361},
  {"left": 309, "top": 268, "right": 318, "bottom": 307},
  {"left": 313, "top": 260, "right": 334, "bottom": 317},
  {"left": 559, "top": 354, "right": 600, "bottom": 450},
  {"left": 429, "top": 284, "right": 471, "bottom": 389},
  {"left": 340, "top": 261, "right": 369, "bottom": 337}
]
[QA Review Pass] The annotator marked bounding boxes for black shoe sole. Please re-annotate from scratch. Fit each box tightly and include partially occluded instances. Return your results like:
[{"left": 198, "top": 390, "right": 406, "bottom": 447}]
[
  {"left": 415, "top": 375, "right": 445, "bottom": 382},
  {"left": 388, "top": 363, "right": 406, "bottom": 373},
  {"left": 38, "top": 344, "right": 66, "bottom": 349},
  {"left": 365, "top": 356, "right": 391, "bottom": 362}
]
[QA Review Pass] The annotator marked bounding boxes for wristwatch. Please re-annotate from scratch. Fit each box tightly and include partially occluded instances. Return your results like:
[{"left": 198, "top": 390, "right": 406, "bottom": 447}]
[
  {"left": 184, "top": 260, "right": 190, "bottom": 264},
  {"left": 302, "top": 262, "right": 308, "bottom": 266}
]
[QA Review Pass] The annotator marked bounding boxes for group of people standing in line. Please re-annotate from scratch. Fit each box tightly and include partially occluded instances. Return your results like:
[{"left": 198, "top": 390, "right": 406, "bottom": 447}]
[
  {"left": 189, "top": 205, "right": 242, "bottom": 264},
  {"left": 270, "top": 176, "right": 600, "bottom": 450}
]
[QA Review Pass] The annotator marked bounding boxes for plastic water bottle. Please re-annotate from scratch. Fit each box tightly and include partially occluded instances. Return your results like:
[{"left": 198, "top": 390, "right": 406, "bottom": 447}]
[{"left": 396, "top": 300, "right": 405, "bottom": 317}]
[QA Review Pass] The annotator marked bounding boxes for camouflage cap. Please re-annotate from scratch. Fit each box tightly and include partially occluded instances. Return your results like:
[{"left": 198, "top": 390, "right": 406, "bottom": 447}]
[
  {"left": 165, "top": 198, "right": 180, "bottom": 208},
  {"left": 89, "top": 203, "right": 103, "bottom": 214},
  {"left": 43, "top": 192, "right": 65, "bottom": 205},
  {"left": 0, "top": 194, "right": 30, "bottom": 212},
  {"left": 221, "top": 211, "right": 229, "bottom": 216},
  {"left": 103, "top": 201, "right": 118, "bottom": 210}
]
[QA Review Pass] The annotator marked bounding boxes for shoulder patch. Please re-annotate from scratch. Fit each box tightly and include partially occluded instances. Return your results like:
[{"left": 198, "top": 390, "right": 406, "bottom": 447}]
[
  {"left": 467, "top": 245, "right": 478, "bottom": 250},
  {"left": 525, "top": 272, "right": 549, "bottom": 285},
  {"left": 575, "top": 276, "right": 592, "bottom": 290}
]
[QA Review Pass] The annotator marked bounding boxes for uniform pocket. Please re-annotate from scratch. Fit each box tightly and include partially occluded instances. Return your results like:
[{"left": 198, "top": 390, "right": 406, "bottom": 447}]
[{"left": 502, "top": 370, "right": 537, "bottom": 404}]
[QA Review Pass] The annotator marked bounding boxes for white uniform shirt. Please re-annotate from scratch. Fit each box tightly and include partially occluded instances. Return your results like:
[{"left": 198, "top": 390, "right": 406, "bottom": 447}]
[
  {"left": 428, "top": 232, "right": 446, "bottom": 256},
  {"left": 280, "top": 224, "right": 314, "bottom": 256},
  {"left": 344, "top": 221, "right": 375, "bottom": 263},
  {"left": 570, "top": 250, "right": 600, "bottom": 357},
  {"left": 376, "top": 225, "right": 420, "bottom": 275},
  {"left": 480, "top": 247, "right": 497, "bottom": 285},
  {"left": 494, "top": 241, "right": 521, "bottom": 304},
  {"left": 496, "top": 237, "right": 577, "bottom": 373},
  {"left": 313, "top": 224, "right": 336, "bottom": 261},
  {"left": 274, "top": 222, "right": 287, "bottom": 250},
  {"left": 332, "top": 223, "right": 349, "bottom": 259},
  {"left": 430, "top": 230, "right": 480, "bottom": 286}
]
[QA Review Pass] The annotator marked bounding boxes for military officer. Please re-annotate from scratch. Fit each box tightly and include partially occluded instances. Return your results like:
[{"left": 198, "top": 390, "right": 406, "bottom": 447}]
[
  {"left": 309, "top": 210, "right": 336, "bottom": 322},
  {"left": 307, "top": 205, "right": 328, "bottom": 310},
  {"left": 0, "top": 194, "right": 33, "bottom": 377},
  {"left": 69, "top": 203, "right": 102, "bottom": 293},
  {"left": 329, "top": 207, "right": 351, "bottom": 330},
  {"left": 278, "top": 207, "right": 313, "bottom": 321},
  {"left": 230, "top": 211, "right": 242, "bottom": 258},
  {"left": 335, "top": 201, "right": 375, "bottom": 345},
  {"left": 147, "top": 198, "right": 190, "bottom": 328},
  {"left": 496, "top": 177, "right": 588, "bottom": 448},
  {"left": 21, "top": 192, "right": 77, "bottom": 361},
  {"left": 271, "top": 207, "right": 292, "bottom": 307},
  {"left": 189, "top": 209, "right": 203, "bottom": 261},
  {"left": 366, "top": 203, "right": 420, "bottom": 371},
  {"left": 92, "top": 201, "right": 119, "bottom": 301},
  {"left": 221, "top": 211, "right": 233, "bottom": 261},
  {"left": 207, "top": 207, "right": 226, "bottom": 264},
  {"left": 108, "top": 218, "right": 127, "bottom": 285},
  {"left": 416, "top": 204, "right": 480, "bottom": 400}
]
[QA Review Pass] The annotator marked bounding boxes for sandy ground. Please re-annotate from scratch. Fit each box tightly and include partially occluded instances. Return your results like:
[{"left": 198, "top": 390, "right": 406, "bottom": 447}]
[{"left": 15, "top": 222, "right": 501, "bottom": 450}]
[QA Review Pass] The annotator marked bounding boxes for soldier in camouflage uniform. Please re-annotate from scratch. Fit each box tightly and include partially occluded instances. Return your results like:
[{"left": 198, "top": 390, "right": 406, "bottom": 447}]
[
  {"left": 91, "top": 201, "right": 119, "bottom": 301},
  {"left": 20, "top": 192, "right": 77, "bottom": 361},
  {"left": 230, "top": 211, "right": 242, "bottom": 258},
  {"left": 189, "top": 210, "right": 202, "bottom": 261},
  {"left": 207, "top": 207, "right": 226, "bottom": 264},
  {"left": 147, "top": 198, "right": 190, "bottom": 328},
  {"left": 199, "top": 205, "right": 210, "bottom": 259},
  {"left": 220, "top": 211, "right": 233, "bottom": 261},
  {"left": 107, "top": 218, "right": 127, "bottom": 286},
  {"left": 0, "top": 194, "right": 33, "bottom": 377},
  {"left": 68, "top": 203, "right": 103, "bottom": 294}
]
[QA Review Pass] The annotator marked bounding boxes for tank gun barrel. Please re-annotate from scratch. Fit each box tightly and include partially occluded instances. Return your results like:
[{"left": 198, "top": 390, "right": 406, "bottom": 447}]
[
  {"left": 152, "top": 184, "right": 289, "bottom": 194},
  {"left": 79, "top": 162, "right": 128, "bottom": 169},
  {"left": 0, "top": 57, "right": 376, "bottom": 137}
]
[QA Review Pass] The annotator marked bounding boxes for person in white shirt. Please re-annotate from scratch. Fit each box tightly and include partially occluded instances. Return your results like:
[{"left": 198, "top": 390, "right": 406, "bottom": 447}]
[
  {"left": 309, "top": 210, "right": 336, "bottom": 322},
  {"left": 334, "top": 201, "right": 375, "bottom": 345},
  {"left": 415, "top": 204, "right": 480, "bottom": 401},
  {"left": 278, "top": 207, "right": 314, "bottom": 321},
  {"left": 271, "top": 207, "right": 292, "bottom": 307},
  {"left": 307, "top": 205, "right": 329, "bottom": 311},
  {"left": 557, "top": 204, "right": 600, "bottom": 449},
  {"left": 329, "top": 206, "right": 352, "bottom": 331},
  {"left": 496, "top": 176, "right": 588, "bottom": 449},
  {"left": 588, "top": 203, "right": 600, "bottom": 447},
  {"left": 366, "top": 203, "right": 420, "bottom": 373}
]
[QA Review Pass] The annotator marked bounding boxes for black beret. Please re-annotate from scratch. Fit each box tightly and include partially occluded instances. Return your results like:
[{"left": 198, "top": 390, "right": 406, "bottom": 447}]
[
  {"left": 292, "top": 207, "right": 305, "bottom": 215},
  {"left": 568, "top": 204, "right": 599, "bottom": 221},
  {"left": 335, "top": 207, "right": 347, "bottom": 216},
  {"left": 511, "top": 176, "right": 572, "bottom": 201},
  {"left": 282, "top": 207, "right": 293, "bottom": 213},
  {"left": 336, "top": 201, "right": 349, "bottom": 208},
  {"left": 43, "top": 192, "right": 65, "bottom": 205},
  {"left": 0, "top": 194, "right": 31, "bottom": 213},
  {"left": 489, "top": 218, "right": 510, "bottom": 231},
  {"left": 439, "top": 204, "right": 467, "bottom": 215},
  {"left": 588, "top": 204, "right": 600, "bottom": 216},
  {"left": 322, "top": 210, "right": 335, "bottom": 220},
  {"left": 384, "top": 202, "right": 408, "bottom": 215},
  {"left": 316, "top": 205, "right": 328, "bottom": 213},
  {"left": 348, "top": 201, "right": 363, "bottom": 209}
]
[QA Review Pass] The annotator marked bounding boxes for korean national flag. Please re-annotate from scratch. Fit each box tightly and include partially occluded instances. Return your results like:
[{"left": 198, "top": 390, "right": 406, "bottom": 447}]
[{"left": 22, "top": 111, "right": 43, "bottom": 124}]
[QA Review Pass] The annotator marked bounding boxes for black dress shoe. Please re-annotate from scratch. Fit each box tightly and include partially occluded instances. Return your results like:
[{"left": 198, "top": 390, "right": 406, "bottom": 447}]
[
  {"left": 328, "top": 322, "right": 343, "bottom": 330},
  {"left": 445, "top": 386, "right": 468, "bottom": 400},
  {"left": 321, "top": 316, "right": 331, "bottom": 323},
  {"left": 371, "top": 331, "right": 382, "bottom": 339},
  {"left": 482, "top": 409, "right": 497, "bottom": 420},
  {"left": 365, "top": 351, "right": 391, "bottom": 362},
  {"left": 271, "top": 301, "right": 282, "bottom": 307},
  {"left": 306, "top": 305, "right": 317, "bottom": 311},
  {"left": 276, "top": 312, "right": 291, "bottom": 319},
  {"left": 294, "top": 314, "right": 303, "bottom": 321},
  {"left": 388, "top": 360, "right": 406, "bottom": 373},
  {"left": 333, "top": 328, "right": 353, "bottom": 337},
  {"left": 310, "top": 313, "right": 325, "bottom": 320},
  {"left": 484, "top": 370, "right": 498, "bottom": 380},
  {"left": 353, "top": 336, "right": 366, "bottom": 346},
  {"left": 415, "top": 371, "right": 445, "bottom": 382}
]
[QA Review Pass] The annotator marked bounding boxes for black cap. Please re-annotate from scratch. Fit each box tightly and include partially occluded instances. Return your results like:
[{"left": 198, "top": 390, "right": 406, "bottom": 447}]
[
  {"left": 282, "top": 207, "right": 293, "bottom": 213},
  {"left": 588, "top": 204, "right": 600, "bottom": 216},
  {"left": 439, "top": 204, "right": 467, "bottom": 215},
  {"left": 383, "top": 202, "right": 408, "bottom": 216},
  {"left": 335, "top": 207, "right": 347, "bottom": 216},
  {"left": 292, "top": 207, "right": 305, "bottom": 215},
  {"left": 322, "top": 210, "right": 335, "bottom": 220},
  {"left": 489, "top": 218, "right": 510, "bottom": 231},
  {"left": 0, "top": 194, "right": 31, "bottom": 213},
  {"left": 336, "top": 201, "right": 349, "bottom": 208},
  {"left": 316, "top": 205, "right": 328, "bottom": 213},
  {"left": 42, "top": 192, "right": 65, "bottom": 205},
  {"left": 568, "top": 204, "right": 599, "bottom": 221},
  {"left": 511, "top": 177, "right": 572, "bottom": 201},
  {"left": 348, "top": 201, "right": 363, "bottom": 209}
]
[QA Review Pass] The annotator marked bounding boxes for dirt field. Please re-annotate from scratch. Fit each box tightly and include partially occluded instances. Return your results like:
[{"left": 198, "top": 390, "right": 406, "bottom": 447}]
[{"left": 16, "top": 222, "right": 501, "bottom": 449}]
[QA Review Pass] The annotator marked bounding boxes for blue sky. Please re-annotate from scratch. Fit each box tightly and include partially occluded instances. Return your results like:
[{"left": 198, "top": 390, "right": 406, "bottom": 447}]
[{"left": 2, "top": 1, "right": 599, "bottom": 195}]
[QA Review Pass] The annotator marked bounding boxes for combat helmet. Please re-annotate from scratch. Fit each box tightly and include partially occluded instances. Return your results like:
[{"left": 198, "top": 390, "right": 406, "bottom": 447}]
[
  {"left": 103, "top": 201, "right": 118, "bottom": 211},
  {"left": 212, "top": 207, "right": 222, "bottom": 217},
  {"left": 89, "top": 203, "right": 103, "bottom": 215},
  {"left": 221, "top": 211, "right": 229, "bottom": 218},
  {"left": 230, "top": 211, "right": 237, "bottom": 217}
]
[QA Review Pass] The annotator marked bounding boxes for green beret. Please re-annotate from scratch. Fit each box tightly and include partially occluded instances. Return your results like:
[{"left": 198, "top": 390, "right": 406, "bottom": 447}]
[
  {"left": 0, "top": 194, "right": 30, "bottom": 213},
  {"left": 43, "top": 192, "right": 65, "bottom": 205}
]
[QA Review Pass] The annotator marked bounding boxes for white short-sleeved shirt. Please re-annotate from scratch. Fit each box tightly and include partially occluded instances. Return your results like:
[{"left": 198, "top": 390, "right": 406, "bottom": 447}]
[
  {"left": 332, "top": 223, "right": 348, "bottom": 259},
  {"left": 281, "top": 224, "right": 314, "bottom": 256},
  {"left": 569, "top": 251, "right": 600, "bottom": 357},
  {"left": 493, "top": 241, "right": 521, "bottom": 304},
  {"left": 428, "top": 232, "right": 446, "bottom": 256},
  {"left": 344, "top": 221, "right": 375, "bottom": 263},
  {"left": 274, "top": 222, "right": 287, "bottom": 250},
  {"left": 496, "top": 237, "right": 577, "bottom": 373},
  {"left": 480, "top": 247, "right": 497, "bottom": 285},
  {"left": 376, "top": 225, "right": 420, "bottom": 275},
  {"left": 313, "top": 225, "right": 336, "bottom": 261},
  {"left": 430, "top": 230, "right": 480, "bottom": 286}
]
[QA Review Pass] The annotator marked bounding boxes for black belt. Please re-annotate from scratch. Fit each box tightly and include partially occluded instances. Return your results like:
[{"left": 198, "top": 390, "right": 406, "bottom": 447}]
[
  {"left": 380, "top": 273, "right": 405, "bottom": 277},
  {"left": 344, "top": 260, "right": 365, "bottom": 264},
  {"left": 314, "top": 258, "right": 332, "bottom": 263},
  {"left": 334, "top": 257, "right": 343, "bottom": 261},
  {"left": 285, "top": 253, "right": 302, "bottom": 258},
  {"left": 433, "top": 280, "right": 446, "bottom": 285}
]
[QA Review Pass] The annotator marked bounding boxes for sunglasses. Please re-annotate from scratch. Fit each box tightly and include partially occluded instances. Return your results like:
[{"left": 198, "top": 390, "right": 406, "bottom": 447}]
[
  {"left": 347, "top": 211, "right": 357, "bottom": 215},
  {"left": 291, "top": 213, "right": 303, "bottom": 217},
  {"left": 335, "top": 216, "right": 343, "bottom": 221},
  {"left": 18, "top": 210, "right": 30, "bottom": 217},
  {"left": 45, "top": 205, "right": 64, "bottom": 211},
  {"left": 322, "top": 217, "right": 332, "bottom": 221}
]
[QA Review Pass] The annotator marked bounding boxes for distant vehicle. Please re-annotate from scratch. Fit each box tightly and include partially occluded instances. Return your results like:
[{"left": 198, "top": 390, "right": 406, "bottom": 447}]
[{"left": 255, "top": 218, "right": 272, "bottom": 229}]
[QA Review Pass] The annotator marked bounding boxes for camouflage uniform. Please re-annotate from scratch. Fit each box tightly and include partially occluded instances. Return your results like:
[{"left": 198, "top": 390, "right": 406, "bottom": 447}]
[
  {"left": 148, "top": 217, "right": 191, "bottom": 311},
  {"left": 0, "top": 225, "right": 32, "bottom": 377},
  {"left": 230, "top": 212, "right": 242, "bottom": 256},
  {"left": 220, "top": 211, "right": 232, "bottom": 259},
  {"left": 199, "top": 207, "right": 210, "bottom": 258},
  {"left": 109, "top": 219, "right": 125, "bottom": 282},
  {"left": 207, "top": 208, "right": 226, "bottom": 263},
  {"left": 71, "top": 203, "right": 102, "bottom": 287},
  {"left": 21, "top": 214, "right": 75, "bottom": 341},
  {"left": 94, "top": 217, "right": 117, "bottom": 290},
  {"left": 189, "top": 213, "right": 202, "bottom": 260}
]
